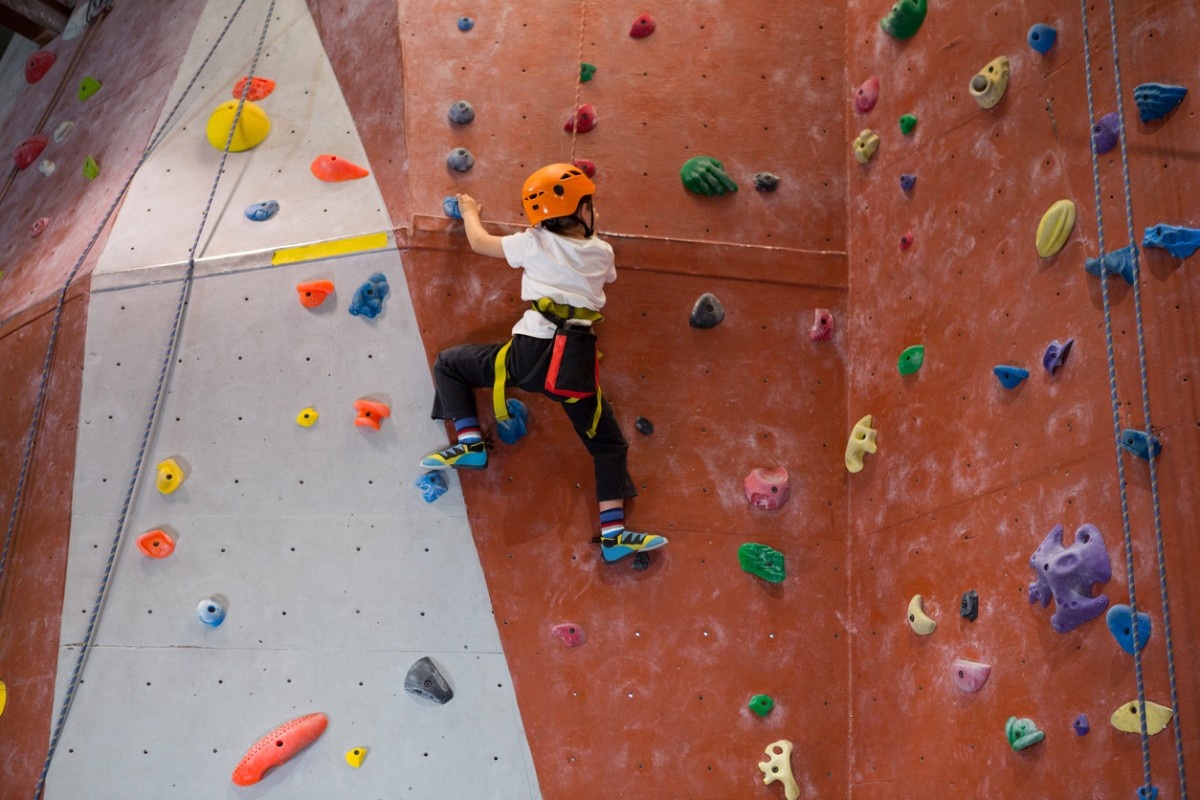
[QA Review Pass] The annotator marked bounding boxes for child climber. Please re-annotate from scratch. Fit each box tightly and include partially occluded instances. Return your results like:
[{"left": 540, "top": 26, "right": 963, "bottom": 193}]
[{"left": 420, "top": 163, "right": 667, "bottom": 564}]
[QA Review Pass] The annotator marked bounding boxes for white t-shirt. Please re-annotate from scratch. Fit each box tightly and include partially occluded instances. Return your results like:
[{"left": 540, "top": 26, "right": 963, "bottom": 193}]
[{"left": 501, "top": 226, "right": 617, "bottom": 339}]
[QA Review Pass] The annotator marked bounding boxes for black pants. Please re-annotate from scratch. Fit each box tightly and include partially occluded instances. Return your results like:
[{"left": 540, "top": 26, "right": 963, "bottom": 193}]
[{"left": 430, "top": 334, "right": 636, "bottom": 502}]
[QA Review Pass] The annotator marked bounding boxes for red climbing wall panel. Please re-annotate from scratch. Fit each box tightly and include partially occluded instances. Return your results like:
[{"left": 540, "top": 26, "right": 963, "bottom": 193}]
[{"left": 845, "top": 0, "right": 1200, "bottom": 797}]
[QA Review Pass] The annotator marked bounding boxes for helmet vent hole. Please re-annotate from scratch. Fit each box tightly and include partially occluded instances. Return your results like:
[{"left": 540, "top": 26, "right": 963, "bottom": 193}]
[{"left": 553, "top": 185, "right": 565, "bottom": 196}]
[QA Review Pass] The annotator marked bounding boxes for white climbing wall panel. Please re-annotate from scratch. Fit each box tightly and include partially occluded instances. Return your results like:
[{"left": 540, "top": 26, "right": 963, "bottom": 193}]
[{"left": 46, "top": 0, "right": 541, "bottom": 796}]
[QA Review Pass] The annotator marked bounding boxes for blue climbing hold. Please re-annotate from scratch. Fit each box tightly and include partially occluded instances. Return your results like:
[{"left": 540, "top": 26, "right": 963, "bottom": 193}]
[
  {"left": 1142, "top": 223, "right": 1200, "bottom": 258},
  {"left": 1133, "top": 83, "right": 1187, "bottom": 123},
  {"left": 1138, "top": 786, "right": 1160, "bottom": 800},
  {"left": 900, "top": 173, "right": 917, "bottom": 192},
  {"left": 1085, "top": 245, "right": 1138, "bottom": 285},
  {"left": 1073, "top": 714, "right": 1090, "bottom": 736},
  {"left": 447, "top": 147, "right": 474, "bottom": 172},
  {"left": 443, "top": 195, "right": 462, "bottom": 219},
  {"left": 1093, "top": 112, "right": 1119, "bottom": 155},
  {"left": 197, "top": 597, "right": 226, "bottom": 627},
  {"left": 1106, "top": 604, "right": 1151, "bottom": 655},
  {"left": 448, "top": 100, "right": 475, "bottom": 125},
  {"left": 497, "top": 398, "right": 529, "bottom": 445},
  {"left": 244, "top": 200, "right": 279, "bottom": 221},
  {"left": 457, "top": 16, "right": 474, "bottom": 31},
  {"left": 348, "top": 272, "right": 389, "bottom": 318},
  {"left": 1119, "top": 429, "right": 1161, "bottom": 461},
  {"left": 993, "top": 365, "right": 1029, "bottom": 389},
  {"left": 1027, "top": 24, "right": 1057, "bottom": 54},
  {"left": 415, "top": 471, "right": 449, "bottom": 503}
]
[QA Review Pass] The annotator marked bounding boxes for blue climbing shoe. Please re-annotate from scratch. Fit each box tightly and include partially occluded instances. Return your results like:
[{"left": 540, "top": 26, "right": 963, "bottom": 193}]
[
  {"left": 419, "top": 438, "right": 489, "bottom": 470},
  {"left": 597, "top": 531, "right": 668, "bottom": 564}
]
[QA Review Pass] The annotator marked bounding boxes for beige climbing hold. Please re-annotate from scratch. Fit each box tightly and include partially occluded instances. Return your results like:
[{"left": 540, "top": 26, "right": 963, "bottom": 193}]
[
  {"left": 155, "top": 457, "right": 186, "bottom": 494},
  {"left": 970, "top": 56, "right": 1010, "bottom": 109},
  {"left": 1036, "top": 199, "right": 1076, "bottom": 257},
  {"left": 757, "top": 739, "right": 799, "bottom": 800},
  {"left": 845, "top": 415, "right": 878, "bottom": 473},
  {"left": 345, "top": 746, "right": 367, "bottom": 767},
  {"left": 907, "top": 594, "right": 936, "bottom": 635},
  {"left": 1111, "top": 700, "right": 1173, "bottom": 735},
  {"left": 853, "top": 129, "right": 880, "bottom": 164}
]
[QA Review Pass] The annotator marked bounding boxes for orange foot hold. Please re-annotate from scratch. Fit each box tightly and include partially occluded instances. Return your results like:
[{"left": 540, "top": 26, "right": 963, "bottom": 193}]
[
  {"left": 354, "top": 399, "right": 391, "bottom": 430},
  {"left": 311, "top": 154, "right": 369, "bottom": 182},
  {"left": 232, "top": 712, "right": 327, "bottom": 786},
  {"left": 296, "top": 279, "right": 335, "bottom": 308},
  {"left": 233, "top": 75, "right": 275, "bottom": 101}
]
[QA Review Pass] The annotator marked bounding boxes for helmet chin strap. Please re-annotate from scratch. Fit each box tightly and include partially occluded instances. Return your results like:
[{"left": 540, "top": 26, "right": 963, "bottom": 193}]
[{"left": 575, "top": 198, "right": 595, "bottom": 237}]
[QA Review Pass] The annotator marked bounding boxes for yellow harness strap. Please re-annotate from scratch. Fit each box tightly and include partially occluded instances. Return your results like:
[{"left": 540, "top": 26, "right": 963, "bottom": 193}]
[{"left": 492, "top": 299, "right": 605, "bottom": 437}]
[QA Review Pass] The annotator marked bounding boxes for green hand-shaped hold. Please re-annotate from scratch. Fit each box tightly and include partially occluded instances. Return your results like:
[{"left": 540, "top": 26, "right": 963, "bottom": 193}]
[
  {"left": 1005, "top": 716, "right": 1046, "bottom": 751},
  {"left": 681, "top": 156, "right": 738, "bottom": 196},
  {"left": 738, "top": 542, "right": 785, "bottom": 583},
  {"left": 880, "top": 0, "right": 927, "bottom": 40}
]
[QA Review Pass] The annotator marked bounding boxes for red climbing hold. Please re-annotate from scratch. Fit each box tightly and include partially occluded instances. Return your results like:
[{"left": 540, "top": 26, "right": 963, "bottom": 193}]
[
  {"left": 899, "top": 231, "right": 914, "bottom": 250},
  {"left": 573, "top": 159, "right": 596, "bottom": 178},
  {"left": 744, "top": 466, "right": 791, "bottom": 511},
  {"left": 629, "top": 13, "right": 656, "bottom": 38},
  {"left": 25, "top": 51, "right": 55, "bottom": 84},
  {"left": 29, "top": 217, "right": 49, "bottom": 238},
  {"left": 311, "top": 154, "right": 369, "bottom": 182},
  {"left": 855, "top": 76, "right": 880, "bottom": 113},
  {"left": 14, "top": 134, "right": 49, "bottom": 170},
  {"left": 233, "top": 76, "right": 276, "bottom": 101},
  {"left": 232, "top": 712, "right": 327, "bottom": 786},
  {"left": 810, "top": 308, "right": 835, "bottom": 342},
  {"left": 136, "top": 529, "right": 176, "bottom": 559},
  {"left": 563, "top": 104, "right": 598, "bottom": 134}
]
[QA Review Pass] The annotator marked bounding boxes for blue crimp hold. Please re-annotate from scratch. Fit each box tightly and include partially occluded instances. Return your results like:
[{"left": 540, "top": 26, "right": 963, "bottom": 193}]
[
  {"left": 993, "top": 365, "right": 1029, "bottom": 389},
  {"left": 442, "top": 195, "right": 462, "bottom": 219},
  {"left": 415, "top": 471, "right": 449, "bottom": 503},
  {"left": 245, "top": 200, "right": 279, "bottom": 221},
  {"left": 1142, "top": 223, "right": 1200, "bottom": 258},
  {"left": 1027, "top": 23, "right": 1056, "bottom": 53},
  {"left": 1138, "top": 787, "right": 1159, "bottom": 800},
  {"left": 1133, "top": 83, "right": 1187, "bottom": 123},
  {"left": 1085, "top": 245, "right": 1137, "bottom": 285},
  {"left": 1106, "top": 604, "right": 1151, "bottom": 655},
  {"left": 497, "top": 398, "right": 529, "bottom": 445},
  {"left": 1119, "top": 429, "right": 1161, "bottom": 461},
  {"left": 349, "top": 272, "right": 389, "bottom": 318}
]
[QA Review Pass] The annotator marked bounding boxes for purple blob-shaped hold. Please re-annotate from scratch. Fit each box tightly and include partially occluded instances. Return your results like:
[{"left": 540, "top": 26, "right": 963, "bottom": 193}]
[
  {"left": 1073, "top": 713, "right": 1090, "bottom": 736},
  {"left": 900, "top": 173, "right": 917, "bottom": 192},
  {"left": 1028, "top": 523, "right": 1112, "bottom": 633},
  {"left": 1042, "top": 338, "right": 1074, "bottom": 374},
  {"left": 1093, "top": 112, "right": 1119, "bottom": 155}
]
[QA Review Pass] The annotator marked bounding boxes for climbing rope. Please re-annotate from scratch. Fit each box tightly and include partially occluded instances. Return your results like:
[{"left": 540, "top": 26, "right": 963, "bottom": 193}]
[
  {"left": 1079, "top": 2, "right": 1188, "bottom": 798},
  {"left": 29, "top": 1, "right": 277, "bottom": 796},
  {"left": 568, "top": 0, "right": 588, "bottom": 163}
]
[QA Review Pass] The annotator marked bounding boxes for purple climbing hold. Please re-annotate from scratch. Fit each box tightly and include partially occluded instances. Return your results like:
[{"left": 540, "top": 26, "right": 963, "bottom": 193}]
[
  {"left": 1042, "top": 339, "right": 1073, "bottom": 374},
  {"left": 1073, "top": 714, "right": 1090, "bottom": 736},
  {"left": 1027, "top": 523, "right": 1112, "bottom": 633},
  {"left": 1093, "top": 112, "right": 1119, "bottom": 155},
  {"left": 900, "top": 173, "right": 917, "bottom": 192}
]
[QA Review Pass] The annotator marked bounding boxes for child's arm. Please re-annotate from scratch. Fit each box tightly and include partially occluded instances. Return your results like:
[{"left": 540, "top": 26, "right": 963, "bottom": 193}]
[{"left": 457, "top": 194, "right": 506, "bottom": 259}]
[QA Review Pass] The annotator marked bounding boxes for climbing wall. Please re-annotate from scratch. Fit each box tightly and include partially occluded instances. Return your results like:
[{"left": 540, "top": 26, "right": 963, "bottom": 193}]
[{"left": 844, "top": 0, "right": 1200, "bottom": 797}]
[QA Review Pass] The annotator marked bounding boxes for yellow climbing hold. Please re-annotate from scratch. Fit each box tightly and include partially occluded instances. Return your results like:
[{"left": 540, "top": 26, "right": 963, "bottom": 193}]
[
  {"left": 155, "top": 457, "right": 185, "bottom": 494},
  {"left": 0, "top": 679, "right": 6, "bottom": 717},
  {"left": 1111, "top": 700, "right": 1173, "bottom": 735},
  {"left": 296, "top": 407, "right": 319, "bottom": 427},
  {"left": 345, "top": 747, "right": 368, "bottom": 767},
  {"left": 1036, "top": 199, "right": 1076, "bottom": 257},
  {"left": 845, "top": 415, "right": 878, "bottom": 473},
  {"left": 205, "top": 100, "right": 270, "bottom": 152},
  {"left": 907, "top": 594, "right": 937, "bottom": 635}
]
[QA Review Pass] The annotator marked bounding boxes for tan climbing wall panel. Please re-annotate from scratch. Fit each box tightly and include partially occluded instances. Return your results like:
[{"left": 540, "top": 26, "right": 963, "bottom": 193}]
[{"left": 845, "top": 0, "right": 1200, "bottom": 797}]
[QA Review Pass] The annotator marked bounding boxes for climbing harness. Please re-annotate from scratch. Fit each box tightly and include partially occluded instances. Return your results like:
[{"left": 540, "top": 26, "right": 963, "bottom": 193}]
[
  {"left": 24, "top": 2, "right": 278, "bottom": 796},
  {"left": 492, "top": 298, "right": 604, "bottom": 437},
  {"left": 1080, "top": 2, "right": 1188, "bottom": 798}
]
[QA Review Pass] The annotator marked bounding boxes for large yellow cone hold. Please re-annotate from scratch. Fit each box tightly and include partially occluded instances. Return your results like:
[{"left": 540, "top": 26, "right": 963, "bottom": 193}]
[{"left": 206, "top": 100, "right": 270, "bottom": 152}]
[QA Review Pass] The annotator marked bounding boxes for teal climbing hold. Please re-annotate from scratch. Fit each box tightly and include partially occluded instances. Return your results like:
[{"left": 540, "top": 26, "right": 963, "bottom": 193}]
[
  {"left": 738, "top": 543, "right": 785, "bottom": 583},
  {"left": 1119, "top": 429, "right": 1161, "bottom": 461},
  {"left": 1005, "top": 716, "right": 1045, "bottom": 751},
  {"left": 993, "top": 366, "right": 1029, "bottom": 389}
]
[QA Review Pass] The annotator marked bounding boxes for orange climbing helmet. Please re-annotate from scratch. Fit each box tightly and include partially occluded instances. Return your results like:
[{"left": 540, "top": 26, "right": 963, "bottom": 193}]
[{"left": 521, "top": 163, "right": 596, "bottom": 227}]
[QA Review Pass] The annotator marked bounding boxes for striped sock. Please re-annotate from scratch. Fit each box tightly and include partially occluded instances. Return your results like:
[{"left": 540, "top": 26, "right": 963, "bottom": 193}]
[
  {"left": 454, "top": 416, "right": 482, "bottom": 444},
  {"left": 599, "top": 507, "right": 625, "bottom": 540}
]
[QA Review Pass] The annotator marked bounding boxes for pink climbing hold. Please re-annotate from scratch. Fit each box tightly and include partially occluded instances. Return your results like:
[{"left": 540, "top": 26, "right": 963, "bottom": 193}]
[
  {"left": 564, "top": 103, "right": 598, "bottom": 134},
  {"left": 551, "top": 623, "right": 587, "bottom": 647},
  {"left": 311, "top": 154, "right": 369, "bottom": 182},
  {"left": 573, "top": 158, "right": 596, "bottom": 178},
  {"left": 743, "top": 466, "right": 791, "bottom": 511},
  {"left": 14, "top": 134, "right": 49, "bottom": 170},
  {"left": 629, "top": 13, "right": 656, "bottom": 38},
  {"left": 29, "top": 217, "right": 49, "bottom": 238},
  {"left": 855, "top": 76, "right": 880, "bottom": 113},
  {"left": 810, "top": 308, "right": 835, "bottom": 342},
  {"left": 232, "top": 76, "right": 276, "bottom": 101},
  {"left": 899, "top": 231, "right": 915, "bottom": 250},
  {"left": 25, "top": 51, "right": 55, "bottom": 84}
]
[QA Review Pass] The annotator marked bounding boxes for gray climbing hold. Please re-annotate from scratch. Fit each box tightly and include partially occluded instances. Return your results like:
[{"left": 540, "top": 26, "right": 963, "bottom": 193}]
[
  {"left": 753, "top": 172, "right": 780, "bottom": 192},
  {"left": 448, "top": 100, "right": 475, "bottom": 125},
  {"left": 1133, "top": 83, "right": 1187, "bottom": 123},
  {"left": 689, "top": 293, "right": 725, "bottom": 328},
  {"left": 446, "top": 147, "right": 474, "bottom": 172},
  {"left": 405, "top": 656, "right": 454, "bottom": 704}
]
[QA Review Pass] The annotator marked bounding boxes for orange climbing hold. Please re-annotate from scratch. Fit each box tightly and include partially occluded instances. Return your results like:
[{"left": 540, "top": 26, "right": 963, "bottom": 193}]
[
  {"left": 296, "top": 280, "right": 335, "bottom": 308},
  {"left": 233, "top": 75, "right": 276, "bottom": 101},
  {"left": 136, "top": 529, "right": 175, "bottom": 559},
  {"left": 354, "top": 399, "right": 391, "bottom": 430},
  {"left": 232, "top": 712, "right": 327, "bottom": 786},
  {"left": 311, "top": 154, "right": 369, "bottom": 182}
]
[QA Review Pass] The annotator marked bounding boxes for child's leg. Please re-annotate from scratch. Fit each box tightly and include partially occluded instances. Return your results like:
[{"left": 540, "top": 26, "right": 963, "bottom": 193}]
[{"left": 422, "top": 344, "right": 502, "bottom": 470}]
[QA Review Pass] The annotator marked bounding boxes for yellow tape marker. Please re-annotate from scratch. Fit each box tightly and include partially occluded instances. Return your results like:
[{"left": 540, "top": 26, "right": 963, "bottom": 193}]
[{"left": 271, "top": 232, "right": 390, "bottom": 266}]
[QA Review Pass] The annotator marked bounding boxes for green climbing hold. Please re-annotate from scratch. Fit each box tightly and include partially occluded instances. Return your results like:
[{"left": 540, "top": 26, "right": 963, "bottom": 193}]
[
  {"left": 580, "top": 62, "right": 596, "bottom": 82},
  {"left": 82, "top": 155, "right": 100, "bottom": 180},
  {"left": 749, "top": 694, "right": 775, "bottom": 717},
  {"left": 1005, "top": 716, "right": 1046, "bottom": 751},
  {"left": 681, "top": 156, "right": 738, "bottom": 196},
  {"left": 77, "top": 76, "right": 101, "bottom": 101},
  {"left": 899, "top": 114, "right": 917, "bottom": 135},
  {"left": 880, "top": 0, "right": 927, "bottom": 40},
  {"left": 738, "top": 542, "right": 785, "bottom": 583},
  {"left": 898, "top": 345, "right": 925, "bottom": 375}
]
